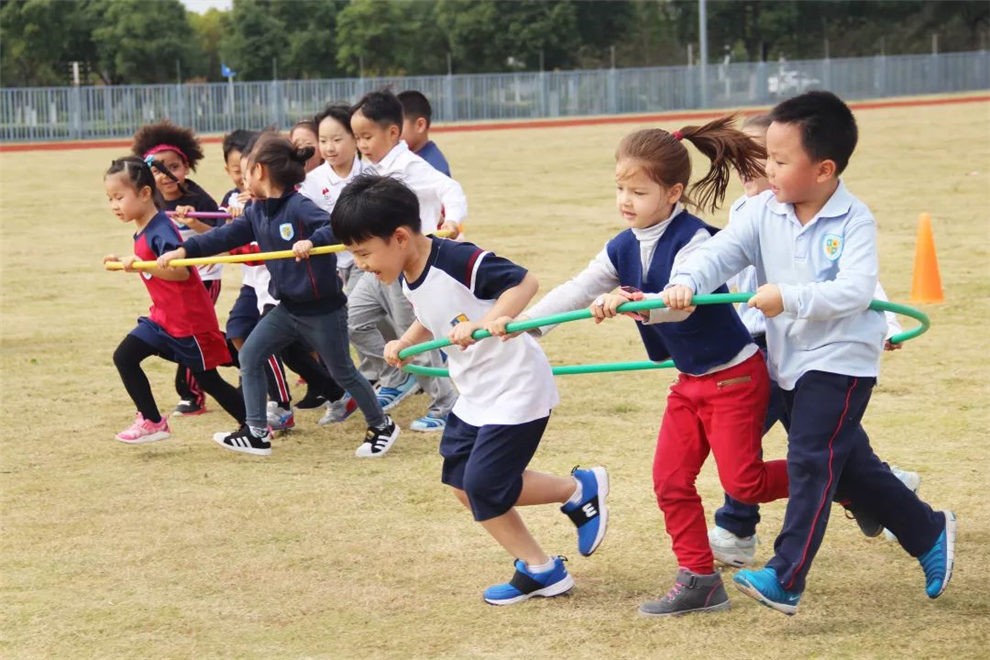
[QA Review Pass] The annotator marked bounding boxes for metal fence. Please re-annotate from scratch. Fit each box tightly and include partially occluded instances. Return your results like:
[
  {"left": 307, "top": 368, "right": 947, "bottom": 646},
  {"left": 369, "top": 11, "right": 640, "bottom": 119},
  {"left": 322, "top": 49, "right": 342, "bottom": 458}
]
[{"left": 2, "top": 50, "right": 987, "bottom": 142}]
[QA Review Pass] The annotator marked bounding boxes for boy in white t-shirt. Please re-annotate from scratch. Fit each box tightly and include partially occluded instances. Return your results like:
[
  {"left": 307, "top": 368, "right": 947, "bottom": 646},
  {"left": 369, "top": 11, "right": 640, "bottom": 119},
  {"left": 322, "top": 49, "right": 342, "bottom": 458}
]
[
  {"left": 346, "top": 89, "right": 466, "bottom": 432},
  {"left": 331, "top": 173, "right": 609, "bottom": 605}
]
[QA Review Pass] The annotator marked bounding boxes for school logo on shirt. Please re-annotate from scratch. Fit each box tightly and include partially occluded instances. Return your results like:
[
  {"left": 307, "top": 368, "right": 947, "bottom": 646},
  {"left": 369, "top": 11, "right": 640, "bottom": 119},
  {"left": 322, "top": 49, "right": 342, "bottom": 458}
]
[
  {"left": 142, "top": 271, "right": 153, "bottom": 280},
  {"left": 279, "top": 223, "right": 294, "bottom": 241},
  {"left": 823, "top": 234, "right": 843, "bottom": 261},
  {"left": 450, "top": 313, "right": 469, "bottom": 327}
]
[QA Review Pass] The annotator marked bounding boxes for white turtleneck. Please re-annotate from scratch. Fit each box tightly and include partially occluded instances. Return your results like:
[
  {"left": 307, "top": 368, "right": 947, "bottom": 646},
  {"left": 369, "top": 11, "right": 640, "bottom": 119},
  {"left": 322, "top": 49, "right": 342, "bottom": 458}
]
[{"left": 527, "top": 203, "right": 709, "bottom": 332}]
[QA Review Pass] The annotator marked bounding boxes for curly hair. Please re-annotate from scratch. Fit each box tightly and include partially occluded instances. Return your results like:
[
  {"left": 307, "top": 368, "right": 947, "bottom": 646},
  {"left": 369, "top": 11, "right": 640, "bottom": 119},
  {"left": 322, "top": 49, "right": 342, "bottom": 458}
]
[{"left": 131, "top": 121, "right": 205, "bottom": 171}]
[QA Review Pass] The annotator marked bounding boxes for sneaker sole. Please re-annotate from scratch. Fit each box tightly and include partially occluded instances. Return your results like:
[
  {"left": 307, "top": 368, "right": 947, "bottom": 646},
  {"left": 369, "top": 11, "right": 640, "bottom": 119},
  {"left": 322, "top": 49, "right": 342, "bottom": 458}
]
[
  {"left": 354, "top": 426, "right": 400, "bottom": 458},
  {"left": 116, "top": 431, "right": 171, "bottom": 444},
  {"left": 733, "top": 577, "right": 798, "bottom": 615},
  {"left": 409, "top": 421, "right": 445, "bottom": 432},
  {"left": 483, "top": 574, "right": 575, "bottom": 606},
  {"left": 582, "top": 466, "right": 610, "bottom": 557},
  {"left": 713, "top": 550, "right": 757, "bottom": 568},
  {"left": 929, "top": 510, "right": 956, "bottom": 599},
  {"left": 212, "top": 434, "right": 272, "bottom": 457},
  {"left": 638, "top": 599, "right": 731, "bottom": 617}
]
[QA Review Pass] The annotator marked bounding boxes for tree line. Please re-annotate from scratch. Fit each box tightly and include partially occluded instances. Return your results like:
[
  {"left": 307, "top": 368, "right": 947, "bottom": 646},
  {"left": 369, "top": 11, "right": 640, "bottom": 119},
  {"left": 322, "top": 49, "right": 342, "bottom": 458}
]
[{"left": 2, "top": 0, "right": 987, "bottom": 87}]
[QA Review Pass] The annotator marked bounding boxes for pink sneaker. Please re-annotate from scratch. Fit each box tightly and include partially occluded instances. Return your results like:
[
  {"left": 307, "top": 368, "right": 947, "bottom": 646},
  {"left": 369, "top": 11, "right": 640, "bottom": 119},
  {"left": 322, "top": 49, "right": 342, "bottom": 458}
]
[{"left": 115, "top": 413, "right": 171, "bottom": 444}]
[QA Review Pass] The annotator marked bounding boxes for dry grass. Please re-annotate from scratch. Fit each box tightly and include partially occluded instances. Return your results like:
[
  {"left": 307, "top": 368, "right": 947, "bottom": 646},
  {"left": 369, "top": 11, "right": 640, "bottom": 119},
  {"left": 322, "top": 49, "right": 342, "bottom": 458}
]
[{"left": 2, "top": 95, "right": 989, "bottom": 658}]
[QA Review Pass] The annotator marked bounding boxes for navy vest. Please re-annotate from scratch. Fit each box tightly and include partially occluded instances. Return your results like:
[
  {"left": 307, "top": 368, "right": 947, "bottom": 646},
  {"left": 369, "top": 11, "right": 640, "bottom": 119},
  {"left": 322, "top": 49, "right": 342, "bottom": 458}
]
[{"left": 605, "top": 211, "right": 752, "bottom": 374}]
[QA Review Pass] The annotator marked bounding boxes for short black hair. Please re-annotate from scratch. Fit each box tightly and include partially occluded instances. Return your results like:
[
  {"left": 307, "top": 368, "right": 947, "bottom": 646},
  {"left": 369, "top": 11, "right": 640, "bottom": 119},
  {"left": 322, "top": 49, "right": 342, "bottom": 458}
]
[
  {"left": 351, "top": 89, "right": 403, "bottom": 129},
  {"left": 770, "top": 90, "right": 858, "bottom": 174},
  {"left": 315, "top": 103, "right": 354, "bottom": 134},
  {"left": 331, "top": 174, "right": 421, "bottom": 244},
  {"left": 397, "top": 90, "right": 432, "bottom": 126},
  {"left": 222, "top": 129, "right": 258, "bottom": 161}
]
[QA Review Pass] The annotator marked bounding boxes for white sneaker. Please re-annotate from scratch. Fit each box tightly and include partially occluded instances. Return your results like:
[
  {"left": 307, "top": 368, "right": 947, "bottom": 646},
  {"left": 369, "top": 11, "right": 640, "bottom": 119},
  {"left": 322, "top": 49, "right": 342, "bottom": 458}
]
[
  {"left": 883, "top": 466, "right": 921, "bottom": 541},
  {"left": 354, "top": 415, "right": 399, "bottom": 458},
  {"left": 709, "top": 526, "right": 757, "bottom": 567}
]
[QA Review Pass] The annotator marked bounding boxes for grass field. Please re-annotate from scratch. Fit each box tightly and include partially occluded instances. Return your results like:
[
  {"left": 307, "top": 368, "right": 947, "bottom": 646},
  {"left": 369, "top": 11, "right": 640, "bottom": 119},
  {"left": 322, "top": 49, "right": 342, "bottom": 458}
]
[{"left": 2, "top": 95, "right": 989, "bottom": 658}]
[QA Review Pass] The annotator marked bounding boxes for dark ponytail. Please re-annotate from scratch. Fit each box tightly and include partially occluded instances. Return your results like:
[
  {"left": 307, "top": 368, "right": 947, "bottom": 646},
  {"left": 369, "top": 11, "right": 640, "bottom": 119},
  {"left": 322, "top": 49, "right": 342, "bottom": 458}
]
[
  {"left": 247, "top": 133, "right": 310, "bottom": 190},
  {"left": 617, "top": 115, "right": 766, "bottom": 214},
  {"left": 105, "top": 156, "right": 164, "bottom": 209},
  {"left": 678, "top": 115, "right": 766, "bottom": 213}
]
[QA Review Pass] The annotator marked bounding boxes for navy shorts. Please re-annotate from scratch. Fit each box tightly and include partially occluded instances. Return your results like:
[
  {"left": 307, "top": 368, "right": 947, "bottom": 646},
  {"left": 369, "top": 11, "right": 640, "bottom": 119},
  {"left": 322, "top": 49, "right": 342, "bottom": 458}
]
[
  {"left": 130, "top": 317, "right": 230, "bottom": 371},
  {"left": 440, "top": 412, "right": 550, "bottom": 521},
  {"left": 226, "top": 285, "right": 260, "bottom": 340}
]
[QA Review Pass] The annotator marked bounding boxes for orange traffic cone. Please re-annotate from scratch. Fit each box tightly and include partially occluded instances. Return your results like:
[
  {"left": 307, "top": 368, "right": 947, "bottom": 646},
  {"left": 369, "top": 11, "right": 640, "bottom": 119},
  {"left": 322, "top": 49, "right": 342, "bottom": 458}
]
[{"left": 909, "top": 212, "right": 944, "bottom": 304}]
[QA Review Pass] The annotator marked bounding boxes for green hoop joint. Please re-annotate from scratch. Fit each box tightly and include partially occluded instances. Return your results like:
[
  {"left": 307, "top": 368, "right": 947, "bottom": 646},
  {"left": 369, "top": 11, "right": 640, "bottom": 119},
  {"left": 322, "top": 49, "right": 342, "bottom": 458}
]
[{"left": 397, "top": 293, "right": 929, "bottom": 377}]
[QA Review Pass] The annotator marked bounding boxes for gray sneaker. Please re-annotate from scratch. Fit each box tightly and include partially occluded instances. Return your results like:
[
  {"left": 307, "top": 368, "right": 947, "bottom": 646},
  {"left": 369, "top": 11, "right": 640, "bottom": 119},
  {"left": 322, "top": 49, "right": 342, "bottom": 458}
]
[{"left": 639, "top": 569, "right": 730, "bottom": 617}]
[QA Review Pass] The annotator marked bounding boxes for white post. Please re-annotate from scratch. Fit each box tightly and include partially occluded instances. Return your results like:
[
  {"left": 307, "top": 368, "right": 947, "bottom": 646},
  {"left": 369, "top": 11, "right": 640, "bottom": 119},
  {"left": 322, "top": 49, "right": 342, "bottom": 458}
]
[{"left": 699, "top": 0, "right": 708, "bottom": 107}]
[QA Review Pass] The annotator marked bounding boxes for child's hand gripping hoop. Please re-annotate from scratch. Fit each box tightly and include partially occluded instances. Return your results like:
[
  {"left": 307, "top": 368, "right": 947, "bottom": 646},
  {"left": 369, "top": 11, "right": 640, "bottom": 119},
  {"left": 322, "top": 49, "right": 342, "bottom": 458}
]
[{"left": 395, "top": 294, "right": 930, "bottom": 377}]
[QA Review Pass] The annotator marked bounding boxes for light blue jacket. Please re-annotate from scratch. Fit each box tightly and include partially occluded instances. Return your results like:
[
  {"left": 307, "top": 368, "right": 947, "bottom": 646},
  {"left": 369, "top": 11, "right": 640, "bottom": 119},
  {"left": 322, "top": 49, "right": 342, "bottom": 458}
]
[{"left": 669, "top": 181, "right": 887, "bottom": 389}]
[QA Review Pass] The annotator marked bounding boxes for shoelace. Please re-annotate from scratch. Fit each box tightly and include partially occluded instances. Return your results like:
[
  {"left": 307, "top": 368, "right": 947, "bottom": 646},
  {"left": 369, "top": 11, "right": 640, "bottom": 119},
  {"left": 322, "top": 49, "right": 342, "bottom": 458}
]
[{"left": 662, "top": 582, "right": 685, "bottom": 602}]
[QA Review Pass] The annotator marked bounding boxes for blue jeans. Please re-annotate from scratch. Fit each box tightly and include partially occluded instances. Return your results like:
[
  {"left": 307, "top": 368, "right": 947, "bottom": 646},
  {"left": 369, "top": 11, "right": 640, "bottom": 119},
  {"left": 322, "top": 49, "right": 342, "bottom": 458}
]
[{"left": 239, "top": 304, "right": 385, "bottom": 430}]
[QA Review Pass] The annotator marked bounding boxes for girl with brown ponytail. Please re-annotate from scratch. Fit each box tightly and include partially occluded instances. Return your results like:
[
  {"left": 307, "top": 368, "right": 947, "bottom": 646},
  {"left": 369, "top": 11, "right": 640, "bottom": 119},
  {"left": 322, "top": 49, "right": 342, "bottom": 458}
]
[{"left": 523, "top": 115, "right": 788, "bottom": 617}]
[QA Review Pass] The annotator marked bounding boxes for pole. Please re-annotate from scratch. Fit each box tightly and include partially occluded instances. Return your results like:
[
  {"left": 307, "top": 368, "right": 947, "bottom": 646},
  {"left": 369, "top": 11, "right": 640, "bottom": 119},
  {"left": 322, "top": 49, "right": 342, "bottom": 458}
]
[
  {"left": 699, "top": 0, "right": 708, "bottom": 108},
  {"left": 447, "top": 52, "right": 452, "bottom": 76},
  {"left": 610, "top": 45, "right": 616, "bottom": 70}
]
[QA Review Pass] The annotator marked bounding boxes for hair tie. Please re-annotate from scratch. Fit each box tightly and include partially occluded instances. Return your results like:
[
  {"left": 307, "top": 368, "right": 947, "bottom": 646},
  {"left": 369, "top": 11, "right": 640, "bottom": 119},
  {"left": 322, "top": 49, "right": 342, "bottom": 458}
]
[
  {"left": 144, "top": 143, "right": 189, "bottom": 163},
  {"left": 672, "top": 130, "right": 684, "bottom": 141}
]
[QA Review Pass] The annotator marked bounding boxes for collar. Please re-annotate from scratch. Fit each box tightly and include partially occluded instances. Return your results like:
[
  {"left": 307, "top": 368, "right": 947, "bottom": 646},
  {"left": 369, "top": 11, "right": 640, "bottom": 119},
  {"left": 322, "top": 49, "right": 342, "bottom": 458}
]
[
  {"left": 766, "top": 179, "right": 854, "bottom": 225},
  {"left": 369, "top": 140, "right": 409, "bottom": 173},
  {"left": 325, "top": 156, "right": 362, "bottom": 185},
  {"left": 631, "top": 202, "right": 684, "bottom": 243}
]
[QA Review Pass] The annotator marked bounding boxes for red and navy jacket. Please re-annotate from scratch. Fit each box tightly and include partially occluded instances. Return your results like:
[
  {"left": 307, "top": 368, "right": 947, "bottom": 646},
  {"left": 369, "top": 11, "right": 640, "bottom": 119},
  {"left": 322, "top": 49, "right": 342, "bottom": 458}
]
[{"left": 182, "top": 191, "right": 345, "bottom": 315}]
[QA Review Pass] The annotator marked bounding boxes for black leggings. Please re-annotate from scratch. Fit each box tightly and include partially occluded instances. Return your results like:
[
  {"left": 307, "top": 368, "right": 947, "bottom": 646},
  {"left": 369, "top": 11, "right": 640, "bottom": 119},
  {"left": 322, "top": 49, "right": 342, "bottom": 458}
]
[{"left": 114, "top": 334, "right": 245, "bottom": 424}]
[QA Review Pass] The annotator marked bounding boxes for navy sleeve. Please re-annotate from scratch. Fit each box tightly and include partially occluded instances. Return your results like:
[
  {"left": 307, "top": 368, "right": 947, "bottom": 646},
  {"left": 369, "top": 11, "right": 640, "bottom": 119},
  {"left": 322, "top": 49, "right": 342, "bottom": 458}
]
[
  {"left": 293, "top": 195, "right": 336, "bottom": 246},
  {"left": 183, "top": 216, "right": 256, "bottom": 258},
  {"left": 147, "top": 220, "right": 183, "bottom": 257},
  {"left": 473, "top": 252, "right": 527, "bottom": 300}
]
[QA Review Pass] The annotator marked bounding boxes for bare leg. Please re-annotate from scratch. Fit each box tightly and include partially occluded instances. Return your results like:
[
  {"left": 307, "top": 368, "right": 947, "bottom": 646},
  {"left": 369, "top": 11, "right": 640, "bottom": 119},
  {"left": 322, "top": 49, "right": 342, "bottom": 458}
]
[
  {"left": 515, "top": 470, "right": 577, "bottom": 506},
  {"left": 452, "top": 487, "right": 548, "bottom": 566}
]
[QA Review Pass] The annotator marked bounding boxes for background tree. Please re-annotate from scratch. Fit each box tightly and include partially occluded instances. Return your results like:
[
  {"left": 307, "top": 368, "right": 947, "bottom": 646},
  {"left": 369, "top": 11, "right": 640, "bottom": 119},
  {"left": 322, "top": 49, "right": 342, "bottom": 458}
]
[
  {"left": 90, "top": 0, "right": 192, "bottom": 84},
  {"left": 0, "top": 0, "right": 100, "bottom": 86},
  {"left": 335, "top": 0, "right": 447, "bottom": 76}
]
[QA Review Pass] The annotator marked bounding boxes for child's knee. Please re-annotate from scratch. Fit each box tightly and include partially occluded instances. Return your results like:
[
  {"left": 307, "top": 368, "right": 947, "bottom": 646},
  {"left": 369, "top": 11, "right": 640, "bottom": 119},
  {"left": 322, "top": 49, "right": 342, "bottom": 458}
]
[
  {"left": 450, "top": 487, "right": 470, "bottom": 509},
  {"left": 462, "top": 466, "right": 517, "bottom": 517},
  {"left": 653, "top": 469, "right": 700, "bottom": 507}
]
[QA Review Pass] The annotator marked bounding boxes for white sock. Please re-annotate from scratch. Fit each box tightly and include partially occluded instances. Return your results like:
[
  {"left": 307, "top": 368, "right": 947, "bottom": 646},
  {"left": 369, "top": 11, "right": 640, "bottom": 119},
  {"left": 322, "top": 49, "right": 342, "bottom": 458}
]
[
  {"left": 249, "top": 425, "right": 268, "bottom": 439},
  {"left": 565, "top": 477, "right": 583, "bottom": 505},
  {"left": 526, "top": 557, "right": 555, "bottom": 574}
]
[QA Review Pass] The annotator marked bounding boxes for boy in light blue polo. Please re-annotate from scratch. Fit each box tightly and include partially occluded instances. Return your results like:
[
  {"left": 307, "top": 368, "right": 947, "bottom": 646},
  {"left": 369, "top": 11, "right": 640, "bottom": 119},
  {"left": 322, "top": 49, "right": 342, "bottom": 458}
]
[{"left": 664, "top": 91, "right": 955, "bottom": 615}]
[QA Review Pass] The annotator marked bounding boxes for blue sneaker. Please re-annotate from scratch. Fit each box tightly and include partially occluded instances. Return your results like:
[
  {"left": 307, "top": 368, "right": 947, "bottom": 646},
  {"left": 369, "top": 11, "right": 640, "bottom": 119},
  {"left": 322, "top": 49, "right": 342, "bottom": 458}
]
[
  {"left": 560, "top": 466, "right": 609, "bottom": 556},
  {"left": 919, "top": 510, "right": 956, "bottom": 599},
  {"left": 732, "top": 567, "right": 801, "bottom": 615},
  {"left": 483, "top": 557, "right": 574, "bottom": 606},
  {"left": 376, "top": 374, "right": 420, "bottom": 411},
  {"left": 409, "top": 412, "right": 447, "bottom": 432}
]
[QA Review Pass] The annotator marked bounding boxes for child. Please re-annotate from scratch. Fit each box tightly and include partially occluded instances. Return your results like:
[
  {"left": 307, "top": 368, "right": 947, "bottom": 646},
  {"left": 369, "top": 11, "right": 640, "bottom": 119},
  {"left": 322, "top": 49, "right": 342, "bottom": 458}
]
[
  {"left": 524, "top": 117, "right": 789, "bottom": 616},
  {"left": 347, "top": 89, "right": 465, "bottom": 432},
  {"left": 397, "top": 90, "right": 451, "bottom": 176},
  {"left": 218, "top": 129, "right": 298, "bottom": 431},
  {"left": 665, "top": 90, "right": 954, "bottom": 614},
  {"left": 708, "top": 114, "right": 920, "bottom": 567},
  {"left": 103, "top": 157, "right": 246, "bottom": 443},
  {"left": 289, "top": 118, "right": 323, "bottom": 173},
  {"left": 297, "top": 103, "right": 373, "bottom": 424},
  {"left": 132, "top": 121, "right": 223, "bottom": 417},
  {"left": 334, "top": 173, "right": 608, "bottom": 605},
  {"left": 157, "top": 134, "right": 398, "bottom": 458}
]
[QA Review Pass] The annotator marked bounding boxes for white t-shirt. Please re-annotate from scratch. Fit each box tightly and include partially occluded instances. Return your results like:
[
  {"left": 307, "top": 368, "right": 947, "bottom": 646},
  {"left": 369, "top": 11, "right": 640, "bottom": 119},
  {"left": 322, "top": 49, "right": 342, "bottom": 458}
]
[
  {"left": 298, "top": 156, "right": 363, "bottom": 270},
  {"left": 402, "top": 237, "right": 558, "bottom": 426}
]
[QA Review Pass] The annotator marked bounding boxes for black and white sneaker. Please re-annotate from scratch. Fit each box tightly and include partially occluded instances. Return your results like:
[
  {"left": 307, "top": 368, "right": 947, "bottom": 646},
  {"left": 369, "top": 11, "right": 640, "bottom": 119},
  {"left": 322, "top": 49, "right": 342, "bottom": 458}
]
[
  {"left": 213, "top": 424, "right": 273, "bottom": 456},
  {"left": 354, "top": 415, "right": 399, "bottom": 458}
]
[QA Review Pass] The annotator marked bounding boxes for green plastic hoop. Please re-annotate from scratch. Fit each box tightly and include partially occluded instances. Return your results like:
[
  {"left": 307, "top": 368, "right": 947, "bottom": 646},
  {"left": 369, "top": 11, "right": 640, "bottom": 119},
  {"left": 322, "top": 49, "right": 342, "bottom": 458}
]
[{"left": 397, "top": 293, "right": 930, "bottom": 377}]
